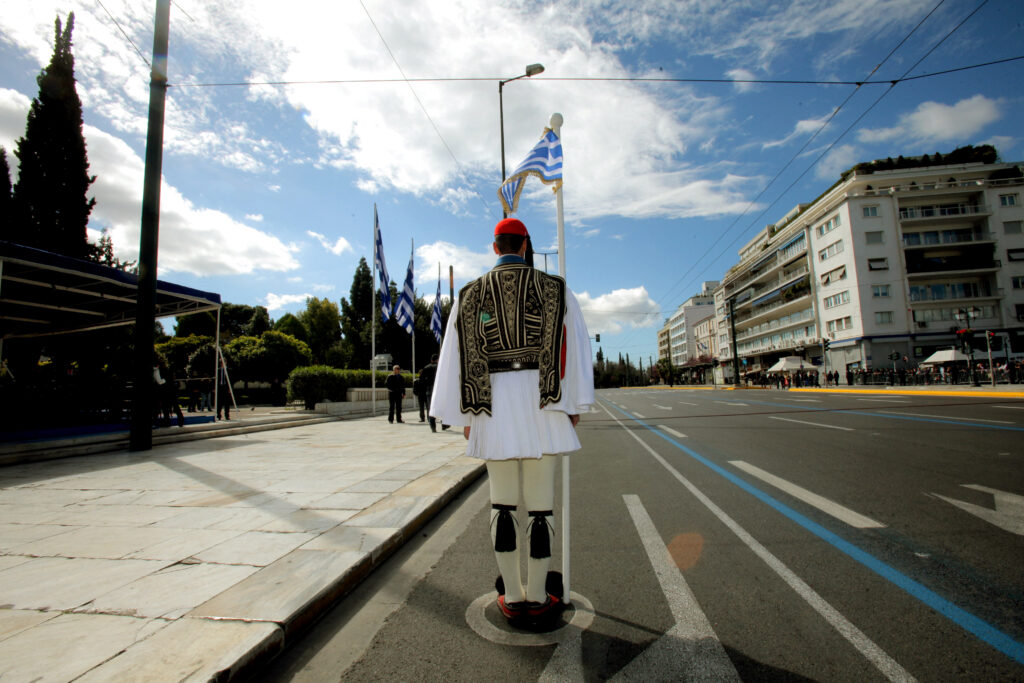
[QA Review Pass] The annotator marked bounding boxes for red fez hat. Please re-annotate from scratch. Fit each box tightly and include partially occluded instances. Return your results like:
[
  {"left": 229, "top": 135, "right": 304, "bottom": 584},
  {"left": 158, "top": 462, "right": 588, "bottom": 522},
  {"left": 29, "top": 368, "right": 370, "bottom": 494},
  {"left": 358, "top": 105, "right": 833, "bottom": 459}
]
[{"left": 494, "top": 218, "right": 529, "bottom": 237}]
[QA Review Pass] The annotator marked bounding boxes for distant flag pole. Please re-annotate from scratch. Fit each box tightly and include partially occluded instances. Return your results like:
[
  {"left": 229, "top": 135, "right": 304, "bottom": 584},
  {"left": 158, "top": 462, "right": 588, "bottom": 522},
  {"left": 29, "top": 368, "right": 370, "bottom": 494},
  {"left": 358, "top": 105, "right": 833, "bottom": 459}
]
[
  {"left": 497, "top": 122, "right": 563, "bottom": 216},
  {"left": 431, "top": 263, "right": 443, "bottom": 343},
  {"left": 372, "top": 204, "right": 392, "bottom": 417}
]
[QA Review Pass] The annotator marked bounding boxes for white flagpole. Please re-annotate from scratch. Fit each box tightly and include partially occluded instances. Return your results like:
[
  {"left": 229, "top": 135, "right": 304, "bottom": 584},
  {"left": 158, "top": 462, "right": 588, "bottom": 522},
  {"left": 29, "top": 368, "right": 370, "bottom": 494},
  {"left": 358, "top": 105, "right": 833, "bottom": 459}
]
[
  {"left": 550, "top": 112, "right": 571, "bottom": 605},
  {"left": 411, "top": 238, "right": 416, "bottom": 376},
  {"left": 371, "top": 204, "right": 377, "bottom": 417}
]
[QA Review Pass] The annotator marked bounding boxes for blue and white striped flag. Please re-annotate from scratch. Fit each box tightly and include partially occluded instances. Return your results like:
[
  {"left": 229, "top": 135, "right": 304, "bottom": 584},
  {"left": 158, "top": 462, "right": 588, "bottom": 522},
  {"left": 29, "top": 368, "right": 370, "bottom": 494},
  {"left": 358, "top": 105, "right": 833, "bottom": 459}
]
[
  {"left": 374, "top": 205, "right": 392, "bottom": 322},
  {"left": 394, "top": 248, "right": 415, "bottom": 335},
  {"left": 498, "top": 127, "right": 563, "bottom": 214},
  {"left": 430, "top": 277, "right": 443, "bottom": 343}
]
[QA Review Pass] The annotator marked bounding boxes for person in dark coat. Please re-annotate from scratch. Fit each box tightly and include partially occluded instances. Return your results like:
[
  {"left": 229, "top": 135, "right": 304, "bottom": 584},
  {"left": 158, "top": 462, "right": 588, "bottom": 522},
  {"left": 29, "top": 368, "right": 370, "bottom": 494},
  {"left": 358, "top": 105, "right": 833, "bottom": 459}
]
[
  {"left": 418, "top": 354, "right": 439, "bottom": 432},
  {"left": 385, "top": 365, "right": 405, "bottom": 424}
]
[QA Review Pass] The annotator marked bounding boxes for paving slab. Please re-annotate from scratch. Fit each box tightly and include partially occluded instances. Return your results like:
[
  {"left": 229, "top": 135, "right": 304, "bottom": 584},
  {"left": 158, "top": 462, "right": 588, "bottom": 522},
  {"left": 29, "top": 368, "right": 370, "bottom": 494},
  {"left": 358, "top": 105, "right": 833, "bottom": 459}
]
[
  {"left": 193, "top": 530, "right": 317, "bottom": 566},
  {"left": 0, "top": 556, "right": 168, "bottom": 611},
  {"left": 0, "top": 607, "right": 59, "bottom": 640},
  {"left": 76, "top": 616, "right": 283, "bottom": 682},
  {"left": 11, "top": 524, "right": 192, "bottom": 559}
]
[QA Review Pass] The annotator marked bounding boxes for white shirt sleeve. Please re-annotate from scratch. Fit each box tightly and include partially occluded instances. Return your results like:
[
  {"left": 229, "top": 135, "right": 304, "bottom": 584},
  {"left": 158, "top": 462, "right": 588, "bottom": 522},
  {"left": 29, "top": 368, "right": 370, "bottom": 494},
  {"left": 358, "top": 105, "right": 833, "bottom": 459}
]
[
  {"left": 543, "top": 289, "right": 594, "bottom": 415},
  {"left": 428, "top": 299, "right": 470, "bottom": 427}
]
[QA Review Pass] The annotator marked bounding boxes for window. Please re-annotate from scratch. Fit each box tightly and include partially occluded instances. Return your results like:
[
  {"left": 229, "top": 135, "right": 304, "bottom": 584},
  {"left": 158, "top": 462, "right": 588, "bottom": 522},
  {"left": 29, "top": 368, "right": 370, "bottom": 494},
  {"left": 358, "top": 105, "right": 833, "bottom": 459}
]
[
  {"left": 1005, "top": 221, "right": 1023, "bottom": 235},
  {"left": 820, "top": 265, "right": 847, "bottom": 285},
  {"left": 865, "top": 231, "right": 884, "bottom": 245},
  {"left": 1012, "top": 276, "right": 1024, "bottom": 290},
  {"left": 868, "top": 257, "right": 889, "bottom": 270},
  {"left": 872, "top": 284, "right": 890, "bottom": 297},
  {"left": 1008, "top": 249, "right": 1024, "bottom": 262},
  {"left": 823, "top": 290, "right": 850, "bottom": 308},
  {"left": 1000, "top": 194, "right": 1018, "bottom": 207},
  {"left": 875, "top": 311, "right": 894, "bottom": 325},
  {"left": 819, "top": 240, "right": 844, "bottom": 261},
  {"left": 863, "top": 205, "right": 879, "bottom": 218},
  {"left": 826, "top": 316, "right": 853, "bottom": 333},
  {"left": 817, "top": 215, "right": 841, "bottom": 237}
]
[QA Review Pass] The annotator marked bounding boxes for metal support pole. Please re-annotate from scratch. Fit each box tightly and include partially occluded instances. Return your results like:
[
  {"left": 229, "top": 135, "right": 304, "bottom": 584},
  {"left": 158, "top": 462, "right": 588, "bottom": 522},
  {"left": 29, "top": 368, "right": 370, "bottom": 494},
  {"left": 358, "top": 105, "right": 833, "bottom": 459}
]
[
  {"left": 130, "top": 0, "right": 171, "bottom": 452},
  {"left": 729, "top": 298, "right": 740, "bottom": 386}
]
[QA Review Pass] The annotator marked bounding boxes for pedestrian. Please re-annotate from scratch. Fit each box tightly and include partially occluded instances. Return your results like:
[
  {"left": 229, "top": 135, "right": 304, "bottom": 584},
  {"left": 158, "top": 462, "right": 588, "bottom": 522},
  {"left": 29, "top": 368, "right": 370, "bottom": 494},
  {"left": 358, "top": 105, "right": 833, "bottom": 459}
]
[
  {"left": 418, "top": 354, "right": 439, "bottom": 432},
  {"left": 413, "top": 374, "right": 424, "bottom": 421},
  {"left": 429, "top": 218, "right": 594, "bottom": 628},
  {"left": 385, "top": 364, "right": 405, "bottom": 424},
  {"left": 216, "top": 359, "right": 232, "bottom": 421},
  {"left": 159, "top": 360, "right": 185, "bottom": 428}
]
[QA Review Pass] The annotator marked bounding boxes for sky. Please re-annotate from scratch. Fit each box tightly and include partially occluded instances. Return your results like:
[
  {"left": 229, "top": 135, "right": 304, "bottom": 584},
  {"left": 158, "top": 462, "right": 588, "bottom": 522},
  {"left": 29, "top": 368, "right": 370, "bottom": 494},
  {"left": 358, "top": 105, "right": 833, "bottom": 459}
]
[{"left": 1, "top": 0, "right": 1022, "bottom": 366}]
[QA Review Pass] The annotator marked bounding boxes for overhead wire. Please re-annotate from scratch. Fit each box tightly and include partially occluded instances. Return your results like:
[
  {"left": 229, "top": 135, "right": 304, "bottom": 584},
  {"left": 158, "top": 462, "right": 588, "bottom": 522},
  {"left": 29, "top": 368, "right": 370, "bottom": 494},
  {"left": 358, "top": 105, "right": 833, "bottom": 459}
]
[{"left": 96, "top": 0, "right": 150, "bottom": 68}]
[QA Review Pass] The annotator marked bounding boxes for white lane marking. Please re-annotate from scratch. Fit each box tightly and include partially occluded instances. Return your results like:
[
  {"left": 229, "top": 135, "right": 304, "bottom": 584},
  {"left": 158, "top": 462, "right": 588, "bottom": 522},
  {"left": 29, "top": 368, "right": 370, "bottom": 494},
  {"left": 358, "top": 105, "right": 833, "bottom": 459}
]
[
  {"left": 789, "top": 399, "right": 822, "bottom": 403},
  {"left": 878, "top": 411, "right": 1014, "bottom": 425},
  {"left": 678, "top": 401, "right": 698, "bottom": 406},
  {"left": 768, "top": 416, "right": 854, "bottom": 432},
  {"left": 658, "top": 425, "right": 687, "bottom": 439},
  {"left": 993, "top": 405, "right": 1024, "bottom": 410},
  {"left": 857, "top": 398, "right": 909, "bottom": 403},
  {"left": 614, "top": 495, "right": 739, "bottom": 682},
  {"left": 653, "top": 404, "right": 672, "bottom": 410},
  {"left": 598, "top": 403, "right": 915, "bottom": 683},
  {"left": 931, "top": 485, "right": 1024, "bottom": 536},
  {"left": 730, "top": 461, "right": 885, "bottom": 529},
  {"left": 715, "top": 401, "right": 748, "bottom": 407},
  {"left": 632, "top": 412, "right": 646, "bottom": 419}
]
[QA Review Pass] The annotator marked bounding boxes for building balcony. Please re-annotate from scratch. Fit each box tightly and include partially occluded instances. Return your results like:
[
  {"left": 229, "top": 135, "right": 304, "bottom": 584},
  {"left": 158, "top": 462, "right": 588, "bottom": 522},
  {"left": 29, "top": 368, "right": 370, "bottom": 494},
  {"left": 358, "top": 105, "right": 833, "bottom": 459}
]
[
  {"left": 902, "top": 229, "right": 994, "bottom": 248},
  {"left": 898, "top": 203, "right": 990, "bottom": 224},
  {"left": 735, "top": 302, "right": 814, "bottom": 338}
]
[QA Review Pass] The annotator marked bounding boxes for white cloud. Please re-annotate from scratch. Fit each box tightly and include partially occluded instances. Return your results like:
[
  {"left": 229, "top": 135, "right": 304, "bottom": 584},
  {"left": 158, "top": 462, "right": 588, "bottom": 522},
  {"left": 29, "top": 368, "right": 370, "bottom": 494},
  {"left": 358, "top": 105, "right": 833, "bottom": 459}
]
[
  {"left": 416, "top": 240, "right": 494, "bottom": 286},
  {"left": 266, "top": 292, "right": 310, "bottom": 311},
  {"left": 762, "top": 113, "right": 832, "bottom": 150},
  {"left": 307, "top": 230, "right": 353, "bottom": 255},
  {"left": 0, "top": 87, "right": 300, "bottom": 276},
  {"left": 576, "top": 286, "right": 661, "bottom": 335},
  {"left": 311, "top": 283, "right": 334, "bottom": 293},
  {"left": 726, "top": 68, "right": 756, "bottom": 93},
  {"left": 858, "top": 95, "right": 1002, "bottom": 146},
  {"left": 246, "top": 213, "right": 264, "bottom": 222},
  {"left": 815, "top": 144, "right": 860, "bottom": 180}
]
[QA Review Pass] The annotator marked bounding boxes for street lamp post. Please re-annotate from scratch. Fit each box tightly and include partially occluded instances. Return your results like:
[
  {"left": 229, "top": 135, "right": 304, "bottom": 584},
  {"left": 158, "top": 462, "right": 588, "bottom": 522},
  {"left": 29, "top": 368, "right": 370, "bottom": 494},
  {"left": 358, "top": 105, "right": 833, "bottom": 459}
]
[{"left": 499, "top": 63, "right": 544, "bottom": 216}]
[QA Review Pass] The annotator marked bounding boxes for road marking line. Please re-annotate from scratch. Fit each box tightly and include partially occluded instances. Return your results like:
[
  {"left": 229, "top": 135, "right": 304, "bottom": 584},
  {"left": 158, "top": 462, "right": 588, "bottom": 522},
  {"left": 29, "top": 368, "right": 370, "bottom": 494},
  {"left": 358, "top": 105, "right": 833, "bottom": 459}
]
[
  {"left": 730, "top": 461, "right": 885, "bottom": 529},
  {"left": 715, "top": 401, "right": 748, "bottom": 407},
  {"left": 994, "top": 405, "right": 1024, "bottom": 410},
  {"left": 857, "top": 398, "right": 909, "bottom": 403},
  {"left": 599, "top": 402, "right": 915, "bottom": 682},
  {"left": 653, "top": 404, "right": 672, "bottom": 410},
  {"left": 878, "top": 411, "right": 1013, "bottom": 425},
  {"left": 615, "top": 495, "right": 739, "bottom": 682},
  {"left": 768, "top": 416, "right": 854, "bottom": 431},
  {"left": 632, "top": 412, "right": 646, "bottom": 419},
  {"left": 658, "top": 425, "right": 687, "bottom": 439},
  {"left": 678, "top": 401, "right": 698, "bottom": 406},
  {"left": 789, "top": 399, "right": 822, "bottom": 403}
]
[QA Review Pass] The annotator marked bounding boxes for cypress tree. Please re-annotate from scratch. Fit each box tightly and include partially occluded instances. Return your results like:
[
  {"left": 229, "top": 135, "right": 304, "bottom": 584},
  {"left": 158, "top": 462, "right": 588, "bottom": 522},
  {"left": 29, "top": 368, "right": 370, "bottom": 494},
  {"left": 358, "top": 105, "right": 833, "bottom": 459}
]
[
  {"left": 11, "top": 13, "right": 95, "bottom": 259},
  {"left": 0, "top": 147, "right": 11, "bottom": 239}
]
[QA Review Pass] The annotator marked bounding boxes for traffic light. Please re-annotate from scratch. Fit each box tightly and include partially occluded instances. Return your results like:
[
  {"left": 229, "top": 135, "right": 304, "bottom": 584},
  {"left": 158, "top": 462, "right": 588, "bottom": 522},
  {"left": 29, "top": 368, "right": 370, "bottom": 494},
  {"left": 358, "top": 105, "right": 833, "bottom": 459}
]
[
  {"left": 595, "top": 334, "right": 600, "bottom": 342},
  {"left": 823, "top": 339, "right": 830, "bottom": 351},
  {"left": 958, "top": 328, "right": 973, "bottom": 355}
]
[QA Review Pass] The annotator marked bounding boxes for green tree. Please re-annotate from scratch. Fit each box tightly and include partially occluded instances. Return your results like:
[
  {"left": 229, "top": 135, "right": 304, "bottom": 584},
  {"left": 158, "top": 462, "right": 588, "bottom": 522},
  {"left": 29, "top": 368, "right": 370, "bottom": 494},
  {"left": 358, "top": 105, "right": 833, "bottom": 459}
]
[
  {"left": 9, "top": 14, "right": 95, "bottom": 258},
  {"left": 339, "top": 257, "right": 374, "bottom": 369},
  {"left": 261, "top": 330, "right": 313, "bottom": 384},
  {"left": 299, "top": 296, "right": 341, "bottom": 364},
  {"left": 155, "top": 334, "right": 212, "bottom": 376},
  {"left": 93, "top": 228, "right": 136, "bottom": 272},
  {"left": 247, "top": 307, "right": 271, "bottom": 336},
  {"left": 0, "top": 147, "right": 11, "bottom": 236},
  {"left": 273, "top": 312, "right": 307, "bottom": 341},
  {"left": 174, "top": 303, "right": 268, "bottom": 341}
]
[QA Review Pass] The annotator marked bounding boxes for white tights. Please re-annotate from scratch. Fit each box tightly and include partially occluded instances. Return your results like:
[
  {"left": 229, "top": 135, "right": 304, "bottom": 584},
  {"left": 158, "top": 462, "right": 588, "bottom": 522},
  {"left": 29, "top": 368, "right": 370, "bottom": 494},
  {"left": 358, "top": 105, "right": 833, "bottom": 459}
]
[{"left": 486, "top": 455, "right": 557, "bottom": 603}]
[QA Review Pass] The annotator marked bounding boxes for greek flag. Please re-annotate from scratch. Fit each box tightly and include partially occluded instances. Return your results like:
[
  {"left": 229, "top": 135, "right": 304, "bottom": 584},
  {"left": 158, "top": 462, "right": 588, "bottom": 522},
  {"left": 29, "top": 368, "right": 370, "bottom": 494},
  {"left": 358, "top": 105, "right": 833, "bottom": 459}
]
[
  {"left": 498, "top": 127, "right": 562, "bottom": 214},
  {"left": 430, "top": 277, "right": 443, "bottom": 343},
  {"left": 394, "top": 249, "right": 415, "bottom": 335},
  {"left": 374, "top": 205, "right": 392, "bottom": 322}
]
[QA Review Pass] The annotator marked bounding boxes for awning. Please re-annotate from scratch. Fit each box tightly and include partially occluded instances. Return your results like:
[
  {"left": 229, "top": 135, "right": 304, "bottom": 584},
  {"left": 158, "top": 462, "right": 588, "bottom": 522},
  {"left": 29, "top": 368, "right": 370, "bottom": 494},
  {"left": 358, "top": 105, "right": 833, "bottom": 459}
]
[
  {"left": 766, "top": 356, "right": 807, "bottom": 372},
  {"left": 920, "top": 348, "right": 969, "bottom": 365},
  {"left": 1, "top": 240, "right": 221, "bottom": 339},
  {"left": 777, "top": 234, "right": 805, "bottom": 251}
]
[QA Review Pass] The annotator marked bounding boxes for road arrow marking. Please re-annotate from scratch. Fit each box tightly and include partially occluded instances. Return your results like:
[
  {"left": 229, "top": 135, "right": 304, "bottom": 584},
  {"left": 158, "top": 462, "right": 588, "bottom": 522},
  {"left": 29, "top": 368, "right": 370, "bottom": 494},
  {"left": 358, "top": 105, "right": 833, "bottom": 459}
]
[{"left": 933, "top": 485, "right": 1024, "bottom": 536}]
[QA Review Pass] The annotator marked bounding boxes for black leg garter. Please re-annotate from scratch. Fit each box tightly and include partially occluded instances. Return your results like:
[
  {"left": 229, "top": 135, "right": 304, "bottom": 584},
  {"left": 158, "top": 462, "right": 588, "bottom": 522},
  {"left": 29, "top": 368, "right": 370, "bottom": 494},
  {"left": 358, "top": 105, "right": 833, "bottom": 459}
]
[
  {"left": 528, "top": 510, "right": 554, "bottom": 559},
  {"left": 492, "top": 504, "right": 517, "bottom": 552}
]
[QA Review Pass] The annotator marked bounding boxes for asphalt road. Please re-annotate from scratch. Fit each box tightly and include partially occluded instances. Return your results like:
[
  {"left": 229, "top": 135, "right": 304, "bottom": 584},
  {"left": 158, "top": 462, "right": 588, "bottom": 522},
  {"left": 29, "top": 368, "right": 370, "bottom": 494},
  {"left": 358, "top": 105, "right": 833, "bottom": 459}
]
[{"left": 263, "top": 388, "right": 1024, "bottom": 681}]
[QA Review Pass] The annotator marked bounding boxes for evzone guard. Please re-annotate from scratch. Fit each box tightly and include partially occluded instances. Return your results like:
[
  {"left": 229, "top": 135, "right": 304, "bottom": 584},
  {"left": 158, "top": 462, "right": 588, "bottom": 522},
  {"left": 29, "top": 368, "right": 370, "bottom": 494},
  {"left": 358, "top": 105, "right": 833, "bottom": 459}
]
[{"left": 430, "top": 217, "right": 594, "bottom": 628}]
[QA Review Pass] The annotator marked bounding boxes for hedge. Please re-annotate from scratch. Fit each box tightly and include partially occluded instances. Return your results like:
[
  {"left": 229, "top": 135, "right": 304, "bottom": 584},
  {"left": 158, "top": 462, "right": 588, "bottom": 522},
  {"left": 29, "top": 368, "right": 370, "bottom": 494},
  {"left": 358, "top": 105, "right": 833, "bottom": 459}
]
[{"left": 285, "top": 366, "right": 415, "bottom": 409}]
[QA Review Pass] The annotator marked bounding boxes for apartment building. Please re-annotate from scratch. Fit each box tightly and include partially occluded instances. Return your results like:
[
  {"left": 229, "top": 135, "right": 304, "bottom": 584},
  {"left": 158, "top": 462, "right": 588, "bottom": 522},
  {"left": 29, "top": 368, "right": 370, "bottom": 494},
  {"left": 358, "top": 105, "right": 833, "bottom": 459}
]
[
  {"left": 657, "top": 322, "right": 671, "bottom": 362},
  {"left": 713, "top": 153, "right": 1024, "bottom": 382},
  {"left": 666, "top": 281, "right": 718, "bottom": 367}
]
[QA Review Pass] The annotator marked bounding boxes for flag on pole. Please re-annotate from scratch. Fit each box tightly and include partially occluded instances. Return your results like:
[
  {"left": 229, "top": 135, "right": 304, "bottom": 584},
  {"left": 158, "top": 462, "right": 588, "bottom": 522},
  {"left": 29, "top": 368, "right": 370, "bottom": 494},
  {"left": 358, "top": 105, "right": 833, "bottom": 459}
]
[
  {"left": 430, "top": 276, "right": 443, "bottom": 343},
  {"left": 498, "top": 127, "right": 563, "bottom": 214},
  {"left": 394, "top": 248, "right": 415, "bottom": 335},
  {"left": 374, "top": 206, "right": 392, "bottom": 322}
]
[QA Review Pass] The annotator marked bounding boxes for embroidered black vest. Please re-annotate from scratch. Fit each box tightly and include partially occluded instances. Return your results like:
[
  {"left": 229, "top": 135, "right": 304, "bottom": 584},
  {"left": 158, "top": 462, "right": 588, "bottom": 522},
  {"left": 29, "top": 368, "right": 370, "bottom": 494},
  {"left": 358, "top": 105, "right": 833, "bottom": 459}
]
[{"left": 456, "top": 263, "right": 567, "bottom": 415}]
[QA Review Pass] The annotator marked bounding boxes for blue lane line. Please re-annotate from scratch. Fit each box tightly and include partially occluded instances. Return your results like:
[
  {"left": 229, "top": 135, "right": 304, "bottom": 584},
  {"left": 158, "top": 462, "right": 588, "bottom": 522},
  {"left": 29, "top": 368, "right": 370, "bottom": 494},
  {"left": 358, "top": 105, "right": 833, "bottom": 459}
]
[
  {"left": 603, "top": 399, "right": 1024, "bottom": 665},
  {"left": 727, "top": 396, "right": 1024, "bottom": 432}
]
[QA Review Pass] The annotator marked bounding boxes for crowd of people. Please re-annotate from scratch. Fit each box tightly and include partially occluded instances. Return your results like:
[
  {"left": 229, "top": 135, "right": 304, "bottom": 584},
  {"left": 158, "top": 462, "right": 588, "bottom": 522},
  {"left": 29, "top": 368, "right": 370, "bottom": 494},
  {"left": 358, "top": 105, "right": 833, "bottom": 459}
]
[{"left": 744, "top": 359, "right": 1024, "bottom": 388}]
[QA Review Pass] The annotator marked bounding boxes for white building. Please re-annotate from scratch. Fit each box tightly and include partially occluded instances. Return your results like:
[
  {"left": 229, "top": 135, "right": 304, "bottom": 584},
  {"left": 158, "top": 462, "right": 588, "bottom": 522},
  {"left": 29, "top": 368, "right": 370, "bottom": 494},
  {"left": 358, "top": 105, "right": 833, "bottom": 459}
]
[
  {"left": 714, "top": 153, "right": 1024, "bottom": 382},
  {"left": 666, "top": 281, "right": 718, "bottom": 367}
]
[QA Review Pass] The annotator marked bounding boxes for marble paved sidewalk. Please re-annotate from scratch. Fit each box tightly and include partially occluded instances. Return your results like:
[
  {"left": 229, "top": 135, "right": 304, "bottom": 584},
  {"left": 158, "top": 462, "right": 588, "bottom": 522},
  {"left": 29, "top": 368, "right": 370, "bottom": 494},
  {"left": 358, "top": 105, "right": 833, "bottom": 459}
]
[{"left": 0, "top": 416, "right": 481, "bottom": 682}]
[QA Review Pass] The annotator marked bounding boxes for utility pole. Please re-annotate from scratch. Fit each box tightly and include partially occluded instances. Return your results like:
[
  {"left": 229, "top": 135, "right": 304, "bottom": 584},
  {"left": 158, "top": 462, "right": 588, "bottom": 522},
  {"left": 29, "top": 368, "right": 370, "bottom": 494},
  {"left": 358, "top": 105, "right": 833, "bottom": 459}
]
[
  {"left": 130, "top": 0, "right": 171, "bottom": 452},
  {"left": 729, "top": 297, "right": 740, "bottom": 386}
]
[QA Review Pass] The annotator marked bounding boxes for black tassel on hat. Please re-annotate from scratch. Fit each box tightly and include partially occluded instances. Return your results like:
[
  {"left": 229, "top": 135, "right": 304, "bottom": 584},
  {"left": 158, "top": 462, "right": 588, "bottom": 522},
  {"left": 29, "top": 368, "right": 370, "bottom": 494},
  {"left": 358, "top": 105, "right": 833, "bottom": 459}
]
[
  {"left": 492, "top": 504, "right": 517, "bottom": 552},
  {"left": 528, "top": 510, "right": 554, "bottom": 559}
]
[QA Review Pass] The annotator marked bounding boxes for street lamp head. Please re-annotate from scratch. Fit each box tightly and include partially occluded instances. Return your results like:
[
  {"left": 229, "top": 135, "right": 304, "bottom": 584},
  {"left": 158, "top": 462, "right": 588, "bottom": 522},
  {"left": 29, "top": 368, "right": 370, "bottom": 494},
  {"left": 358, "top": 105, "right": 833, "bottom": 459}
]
[{"left": 525, "top": 63, "right": 545, "bottom": 77}]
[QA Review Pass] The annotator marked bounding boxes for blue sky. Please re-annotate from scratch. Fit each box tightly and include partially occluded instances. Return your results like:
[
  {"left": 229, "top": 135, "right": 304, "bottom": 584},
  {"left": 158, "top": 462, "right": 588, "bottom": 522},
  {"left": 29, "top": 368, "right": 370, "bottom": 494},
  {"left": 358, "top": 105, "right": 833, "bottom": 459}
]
[{"left": 1, "top": 0, "right": 1022, "bottom": 366}]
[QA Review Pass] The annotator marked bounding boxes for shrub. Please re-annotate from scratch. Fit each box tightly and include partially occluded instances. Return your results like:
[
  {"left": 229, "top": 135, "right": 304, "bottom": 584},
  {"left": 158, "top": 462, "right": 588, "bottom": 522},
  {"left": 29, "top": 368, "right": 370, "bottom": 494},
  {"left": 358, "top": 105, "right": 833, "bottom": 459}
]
[{"left": 286, "top": 365, "right": 349, "bottom": 409}]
